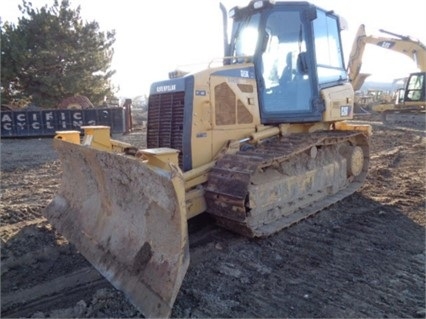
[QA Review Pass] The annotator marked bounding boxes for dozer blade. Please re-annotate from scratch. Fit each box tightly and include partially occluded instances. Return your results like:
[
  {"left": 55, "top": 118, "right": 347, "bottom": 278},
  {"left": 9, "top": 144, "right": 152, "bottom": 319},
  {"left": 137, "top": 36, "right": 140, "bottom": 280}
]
[{"left": 44, "top": 139, "right": 189, "bottom": 318}]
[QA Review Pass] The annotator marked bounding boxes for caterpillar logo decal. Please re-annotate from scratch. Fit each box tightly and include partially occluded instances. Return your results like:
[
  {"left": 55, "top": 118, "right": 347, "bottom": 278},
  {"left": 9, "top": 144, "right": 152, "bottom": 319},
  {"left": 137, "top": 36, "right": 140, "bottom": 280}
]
[{"left": 377, "top": 41, "right": 395, "bottom": 49}]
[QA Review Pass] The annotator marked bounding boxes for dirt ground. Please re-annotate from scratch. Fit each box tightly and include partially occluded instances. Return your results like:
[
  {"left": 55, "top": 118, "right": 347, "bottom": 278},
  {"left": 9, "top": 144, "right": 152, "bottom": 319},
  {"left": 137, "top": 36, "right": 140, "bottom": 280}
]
[{"left": 1, "top": 115, "right": 425, "bottom": 318}]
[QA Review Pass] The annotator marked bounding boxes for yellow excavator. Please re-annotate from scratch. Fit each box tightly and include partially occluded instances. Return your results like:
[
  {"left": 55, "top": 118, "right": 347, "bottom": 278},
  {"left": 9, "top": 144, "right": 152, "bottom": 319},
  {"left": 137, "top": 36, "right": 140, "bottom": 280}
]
[
  {"left": 44, "top": 1, "right": 371, "bottom": 317},
  {"left": 378, "top": 71, "right": 425, "bottom": 125},
  {"left": 347, "top": 24, "right": 426, "bottom": 124}
]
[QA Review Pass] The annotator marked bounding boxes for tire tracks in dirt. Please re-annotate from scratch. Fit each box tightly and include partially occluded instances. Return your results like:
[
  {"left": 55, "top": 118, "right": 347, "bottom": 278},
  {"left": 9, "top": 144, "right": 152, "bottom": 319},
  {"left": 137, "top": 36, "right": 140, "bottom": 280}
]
[
  {"left": 1, "top": 267, "right": 109, "bottom": 318},
  {"left": 173, "top": 198, "right": 425, "bottom": 318}
]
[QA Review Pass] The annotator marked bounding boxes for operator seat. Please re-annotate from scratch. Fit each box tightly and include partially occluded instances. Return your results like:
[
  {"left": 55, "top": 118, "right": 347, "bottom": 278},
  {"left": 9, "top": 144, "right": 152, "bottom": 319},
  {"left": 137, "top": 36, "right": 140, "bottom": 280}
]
[
  {"left": 280, "top": 52, "right": 293, "bottom": 85},
  {"left": 295, "top": 51, "right": 308, "bottom": 78}
]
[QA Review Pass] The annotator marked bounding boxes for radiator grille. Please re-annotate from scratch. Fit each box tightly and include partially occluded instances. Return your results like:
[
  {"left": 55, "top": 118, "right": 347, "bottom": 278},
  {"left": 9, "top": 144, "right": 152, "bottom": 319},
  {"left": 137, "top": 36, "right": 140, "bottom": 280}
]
[{"left": 147, "top": 92, "right": 185, "bottom": 168}]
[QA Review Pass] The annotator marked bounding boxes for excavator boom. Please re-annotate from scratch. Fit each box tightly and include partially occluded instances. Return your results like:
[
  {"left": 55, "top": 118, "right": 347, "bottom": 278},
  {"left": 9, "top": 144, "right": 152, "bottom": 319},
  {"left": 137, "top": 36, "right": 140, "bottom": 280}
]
[{"left": 348, "top": 24, "right": 426, "bottom": 91}]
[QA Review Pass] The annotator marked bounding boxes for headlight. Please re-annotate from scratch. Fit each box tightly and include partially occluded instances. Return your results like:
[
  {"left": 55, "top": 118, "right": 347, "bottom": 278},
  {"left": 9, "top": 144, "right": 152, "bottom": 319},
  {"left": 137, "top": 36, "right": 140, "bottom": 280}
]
[{"left": 253, "top": 0, "right": 275, "bottom": 10}]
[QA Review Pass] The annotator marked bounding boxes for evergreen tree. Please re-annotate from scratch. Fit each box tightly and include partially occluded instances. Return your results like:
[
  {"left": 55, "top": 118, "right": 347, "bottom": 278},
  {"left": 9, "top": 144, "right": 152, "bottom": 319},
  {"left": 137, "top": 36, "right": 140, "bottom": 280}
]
[{"left": 1, "top": 0, "right": 116, "bottom": 108}]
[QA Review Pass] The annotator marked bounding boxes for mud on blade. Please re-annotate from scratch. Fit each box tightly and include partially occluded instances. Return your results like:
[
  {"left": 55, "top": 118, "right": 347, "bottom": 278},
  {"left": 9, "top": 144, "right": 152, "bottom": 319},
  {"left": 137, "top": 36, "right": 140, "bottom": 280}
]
[{"left": 44, "top": 139, "right": 189, "bottom": 318}]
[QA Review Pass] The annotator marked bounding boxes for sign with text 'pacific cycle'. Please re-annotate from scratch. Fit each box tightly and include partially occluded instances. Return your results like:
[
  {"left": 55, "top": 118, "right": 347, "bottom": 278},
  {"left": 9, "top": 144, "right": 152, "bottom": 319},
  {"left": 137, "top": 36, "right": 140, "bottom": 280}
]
[{"left": 1, "top": 107, "right": 126, "bottom": 137}]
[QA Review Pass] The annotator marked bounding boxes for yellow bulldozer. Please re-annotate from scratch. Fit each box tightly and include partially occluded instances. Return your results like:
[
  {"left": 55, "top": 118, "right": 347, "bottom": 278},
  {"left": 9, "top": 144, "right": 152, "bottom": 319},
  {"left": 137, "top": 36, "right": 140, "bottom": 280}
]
[{"left": 44, "top": 1, "right": 372, "bottom": 317}]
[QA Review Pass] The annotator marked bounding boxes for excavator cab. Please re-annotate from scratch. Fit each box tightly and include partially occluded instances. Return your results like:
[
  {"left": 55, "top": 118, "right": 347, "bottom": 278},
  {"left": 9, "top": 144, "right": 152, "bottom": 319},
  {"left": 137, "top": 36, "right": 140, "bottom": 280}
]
[
  {"left": 404, "top": 72, "right": 425, "bottom": 102},
  {"left": 381, "top": 71, "right": 426, "bottom": 124}
]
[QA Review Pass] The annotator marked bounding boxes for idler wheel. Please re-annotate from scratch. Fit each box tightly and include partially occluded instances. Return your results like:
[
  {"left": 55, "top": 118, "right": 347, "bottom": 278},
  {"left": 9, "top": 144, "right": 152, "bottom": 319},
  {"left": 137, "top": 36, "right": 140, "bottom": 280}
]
[{"left": 348, "top": 146, "right": 364, "bottom": 176}]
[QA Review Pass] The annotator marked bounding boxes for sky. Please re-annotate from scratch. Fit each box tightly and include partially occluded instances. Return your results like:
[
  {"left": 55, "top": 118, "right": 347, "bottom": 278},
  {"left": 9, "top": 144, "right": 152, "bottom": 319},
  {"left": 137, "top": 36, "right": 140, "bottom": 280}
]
[{"left": 1, "top": 0, "right": 425, "bottom": 98}]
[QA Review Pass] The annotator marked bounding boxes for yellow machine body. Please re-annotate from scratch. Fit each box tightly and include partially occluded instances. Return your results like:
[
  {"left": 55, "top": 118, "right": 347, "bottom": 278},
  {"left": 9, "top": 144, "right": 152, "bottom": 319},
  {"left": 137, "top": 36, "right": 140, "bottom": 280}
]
[{"left": 44, "top": 1, "right": 373, "bottom": 317}]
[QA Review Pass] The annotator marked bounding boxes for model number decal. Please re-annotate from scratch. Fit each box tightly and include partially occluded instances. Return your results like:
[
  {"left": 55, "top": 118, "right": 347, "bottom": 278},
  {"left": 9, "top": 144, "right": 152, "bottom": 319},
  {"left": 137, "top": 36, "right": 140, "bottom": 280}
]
[
  {"left": 240, "top": 70, "right": 249, "bottom": 78},
  {"left": 340, "top": 105, "right": 350, "bottom": 117}
]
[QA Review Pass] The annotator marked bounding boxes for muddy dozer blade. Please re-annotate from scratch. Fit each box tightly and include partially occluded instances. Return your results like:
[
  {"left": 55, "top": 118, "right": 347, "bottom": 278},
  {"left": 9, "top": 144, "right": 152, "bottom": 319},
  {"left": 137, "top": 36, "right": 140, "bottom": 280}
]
[{"left": 44, "top": 139, "right": 189, "bottom": 318}]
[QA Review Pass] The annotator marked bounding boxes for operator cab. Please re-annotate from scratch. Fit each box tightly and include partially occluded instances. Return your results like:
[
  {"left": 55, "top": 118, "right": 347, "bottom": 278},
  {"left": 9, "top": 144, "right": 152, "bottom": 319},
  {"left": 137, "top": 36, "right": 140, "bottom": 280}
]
[
  {"left": 227, "top": 0, "right": 348, "bottom": 123},
  {"left": 403, "top": 72, "right": 425, "bottom": 103}
]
